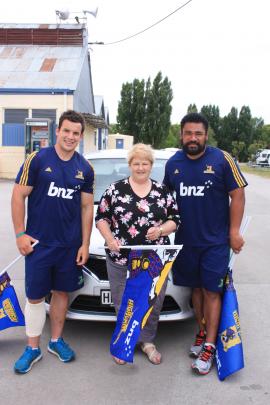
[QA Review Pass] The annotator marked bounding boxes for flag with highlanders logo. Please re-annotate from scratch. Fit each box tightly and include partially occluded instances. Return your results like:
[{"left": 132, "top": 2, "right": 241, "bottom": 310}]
[
  {"left": 0, "top": 271, "right": 25, "bottom": 331},
  {"left": 216, "top": 269, "right": 244, "bottom": 380},
  {"left": 110, "top": 246, "right": 181, "bottom": 363}
]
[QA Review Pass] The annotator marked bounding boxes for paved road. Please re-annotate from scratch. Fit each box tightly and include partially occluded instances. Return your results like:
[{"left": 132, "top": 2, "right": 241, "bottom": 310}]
[{"left": 0, "top": 174, "right": 269, "bottom": 405}]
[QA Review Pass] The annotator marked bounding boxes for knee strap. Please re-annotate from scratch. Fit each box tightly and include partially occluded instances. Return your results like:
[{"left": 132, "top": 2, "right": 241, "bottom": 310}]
[{"left": 25, "top": 299, "right": 46, "bottom": 338}]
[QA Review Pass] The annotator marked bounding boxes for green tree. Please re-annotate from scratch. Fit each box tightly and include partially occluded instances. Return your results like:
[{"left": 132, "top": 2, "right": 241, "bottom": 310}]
[
  {"left": 238, "top": 106, "right": 252, "bottom": 159},
  {"left": 259, "top": 124, "right": 270, "bottom": 147},
  {"left": 163, "top": 124, "right": 180, "bottom": 148},
  {"left": 218, "top": 107, "right": 238, "bottom": 152},
  {"left": 200, "top": 105, "right": 220, "bottom": 142},
  {"left": 237, "top": 106, "right": 259, "bottom": 160},
  {"left": 109, "top": 123, "right": 119, "bottom": 134},
  {"left": 116, "top": 82, "right": 133, "bottom": 134},
  {"left": 116, "top": 79, "right": 145, "bottom": 142},
  {"left": 207, "top": 127, "right": 217, "bottom": 147},
  {"left": 247, "top": 124, "right": 270, "bottom": 160},
  {"left": 238, "top": 106, "right": 252, "bottom": 143},
  {"left": 143, "top": 72, "right": 173, "bottom": 148},
  {"left": 187, "top": 104, "right": 198, "bottom": 113},
  {"left": 252, "top": 117, "right": 264, "bottom": 143},
  {"left": 117, "top": 72, "right": 173, "bottom": 148},
  {"left": 231, "top": 141, "right": 246, "bottom": 161},
  {"left": 130, "top": 78, "right": 146, "bottom": 142},
  {"left": 248, "top": 142, "right": 265, "bottom": 161}
]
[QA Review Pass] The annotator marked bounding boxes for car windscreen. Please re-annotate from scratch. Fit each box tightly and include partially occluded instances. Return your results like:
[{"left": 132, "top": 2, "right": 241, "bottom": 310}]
[{"left": 89, "top": 158, "right": 167, "bottom": 203}]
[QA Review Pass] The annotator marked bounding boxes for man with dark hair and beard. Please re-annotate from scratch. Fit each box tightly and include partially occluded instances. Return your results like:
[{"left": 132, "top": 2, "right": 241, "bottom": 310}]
[{"left": 163, "top": 112, "right": 247, "bottom": 376}]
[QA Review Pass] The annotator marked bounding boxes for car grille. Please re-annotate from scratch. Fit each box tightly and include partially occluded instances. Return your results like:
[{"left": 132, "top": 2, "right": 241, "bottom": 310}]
[
  {"left": 84, "top": 256, "right": 108, "bottom": 280},
  {"left": 70, "top": 295, "right": 181, "bottom": 314},
  {"left": 70, "top": 295, "right": 115, "bottom": 313},
  {"left": 162, "top": 296, "right": 181, "bottom": 313}
]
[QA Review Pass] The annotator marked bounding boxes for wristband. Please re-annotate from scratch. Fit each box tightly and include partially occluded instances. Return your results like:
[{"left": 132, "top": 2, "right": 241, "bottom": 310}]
[{"left": 16, "top": 231, "right": 25, "bottom": 239}]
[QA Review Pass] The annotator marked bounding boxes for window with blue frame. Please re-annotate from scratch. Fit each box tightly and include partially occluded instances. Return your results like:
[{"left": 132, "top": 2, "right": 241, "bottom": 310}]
[{"left": 116, "top": 138, "right": 124, "bottom": 149}]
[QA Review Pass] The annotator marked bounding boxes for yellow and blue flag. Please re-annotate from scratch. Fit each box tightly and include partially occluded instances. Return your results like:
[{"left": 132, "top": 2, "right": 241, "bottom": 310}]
[
  {"left": 216, "top": 270, "right": 244, "bottom": 380},
  {"left": 110, "top": 246, "right": 181, "bottom": 363},
  {"left": 0, "top": 271, "right": 25, "bottom": 331}
]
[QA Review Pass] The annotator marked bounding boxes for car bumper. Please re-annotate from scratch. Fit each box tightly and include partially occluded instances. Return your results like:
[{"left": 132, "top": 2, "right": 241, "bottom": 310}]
[{"left": 45, "top": 260, "right": 193, "bottom": 322}]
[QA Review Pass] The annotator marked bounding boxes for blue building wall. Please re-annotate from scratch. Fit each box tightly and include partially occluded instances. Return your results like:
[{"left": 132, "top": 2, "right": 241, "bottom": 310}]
[{"left": 2, "top": 124, "right": 24, "bottom": 146}]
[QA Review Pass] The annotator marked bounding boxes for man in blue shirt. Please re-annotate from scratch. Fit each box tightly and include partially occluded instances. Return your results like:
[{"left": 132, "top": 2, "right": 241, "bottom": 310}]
[
  {"left": 11, "top": 110, "right": 94, "bottom": 374},
  {"left": 164, "top": 112, "right": 247, "bottom": 375}
]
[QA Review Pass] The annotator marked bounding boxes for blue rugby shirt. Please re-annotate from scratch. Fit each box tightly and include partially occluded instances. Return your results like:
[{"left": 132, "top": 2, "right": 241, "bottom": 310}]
[
  {"left": 163, "top": 146, "right": 248, "bottom": 246},
  {"left": 16, "top": 146, "right": 94, "bottom": 247}
]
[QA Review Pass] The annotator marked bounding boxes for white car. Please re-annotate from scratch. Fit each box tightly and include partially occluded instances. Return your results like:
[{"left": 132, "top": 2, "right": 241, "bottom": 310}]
[{"left": 47, "top": 149, "right": 193, "bottom": 321}]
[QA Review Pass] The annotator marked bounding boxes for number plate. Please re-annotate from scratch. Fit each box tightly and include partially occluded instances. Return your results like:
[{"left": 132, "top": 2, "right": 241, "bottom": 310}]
[{"left": 101, "top": 290, "right": 113, "bottom": 305}]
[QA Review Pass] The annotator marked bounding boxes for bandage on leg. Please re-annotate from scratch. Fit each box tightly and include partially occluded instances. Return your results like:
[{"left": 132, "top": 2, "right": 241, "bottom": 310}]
[{"left": 25, "top": 299, "right": 46, "bottom": 338}]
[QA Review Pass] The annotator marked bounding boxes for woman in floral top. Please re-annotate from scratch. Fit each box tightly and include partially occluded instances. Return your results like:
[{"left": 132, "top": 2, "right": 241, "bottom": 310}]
[{"left": 96, "top": 144, "right": 180, "bottom": 365}]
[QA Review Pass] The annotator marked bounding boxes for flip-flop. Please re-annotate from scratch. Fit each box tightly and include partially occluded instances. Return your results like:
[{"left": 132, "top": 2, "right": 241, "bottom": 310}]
[
  {"left": 112, "top": 356, "right": 126, "bottom": 365},
  {"left": 141, "top": 343, "right": 162, "bottom": 365}
]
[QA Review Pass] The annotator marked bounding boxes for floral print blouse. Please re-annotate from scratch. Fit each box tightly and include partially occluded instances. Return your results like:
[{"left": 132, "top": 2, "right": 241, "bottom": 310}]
[{"left": 95, "top": 178, "right": 180, "bottom": 265}]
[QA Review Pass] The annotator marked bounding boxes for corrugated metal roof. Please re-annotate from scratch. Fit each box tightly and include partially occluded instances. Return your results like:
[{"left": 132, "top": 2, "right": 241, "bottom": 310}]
[
  {"left": 0, "top": 24, "right": 85, "bottom": 29},
  {"left": 40, "top": 58, "right": 57, "bottom": 72},
  {"left": 0, "top": 24, "right": 85, "bottom": 46},
  {"left": 0, "top": 45, "right": 86, "bottom": 90}
]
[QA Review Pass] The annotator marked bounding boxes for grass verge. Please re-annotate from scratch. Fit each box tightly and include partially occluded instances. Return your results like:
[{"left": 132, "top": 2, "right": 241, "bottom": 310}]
[{"left": 240, "top": 164, "right": 270, "bottom": 178}]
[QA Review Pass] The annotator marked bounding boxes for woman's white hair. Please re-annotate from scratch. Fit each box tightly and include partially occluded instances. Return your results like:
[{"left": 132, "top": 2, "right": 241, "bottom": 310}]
[{"left": 127, "top": 143, "right": 155, "bottom": 165}]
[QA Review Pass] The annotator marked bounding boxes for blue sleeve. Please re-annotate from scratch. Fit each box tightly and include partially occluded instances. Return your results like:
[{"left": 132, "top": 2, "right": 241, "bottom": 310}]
[
  {"left": 15, "top": 152, "right": 39, "bottom": 186},
  {"left": 163, "top": 161, "right": 173, "bottom": 191},
  {"left": 81, "top": 162, "right": 95, "bottom": 194},
  {"left": 222, "top": 151, "right": 248, "bottom": 192}
]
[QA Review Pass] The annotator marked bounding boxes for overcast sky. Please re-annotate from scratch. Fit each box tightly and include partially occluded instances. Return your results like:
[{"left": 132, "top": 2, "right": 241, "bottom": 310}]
[{"left": 2, "top": 0, "right": 270, "bottom": 124}]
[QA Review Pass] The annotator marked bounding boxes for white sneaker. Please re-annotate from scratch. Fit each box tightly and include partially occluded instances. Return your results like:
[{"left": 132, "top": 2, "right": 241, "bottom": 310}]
[{"left": 191, "top": 343, "right": 216, "bottom": 375}]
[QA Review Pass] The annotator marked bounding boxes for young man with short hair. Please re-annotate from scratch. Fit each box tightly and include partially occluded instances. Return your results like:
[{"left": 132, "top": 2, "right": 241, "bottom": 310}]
[
  {"left": 164, "top": 112, "right": 247, "bottom": 375},
  {"left": 11, "top": 110, "right": 94, "bottom": 374}
]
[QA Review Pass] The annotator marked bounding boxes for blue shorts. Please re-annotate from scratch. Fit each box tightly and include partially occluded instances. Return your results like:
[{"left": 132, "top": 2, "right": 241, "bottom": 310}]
[
  {"left": 172, "top": 244, "right": 230, "bottom": 292},
  {"left": 25, "top": 244, "right": 84, "bottom": 299}
]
